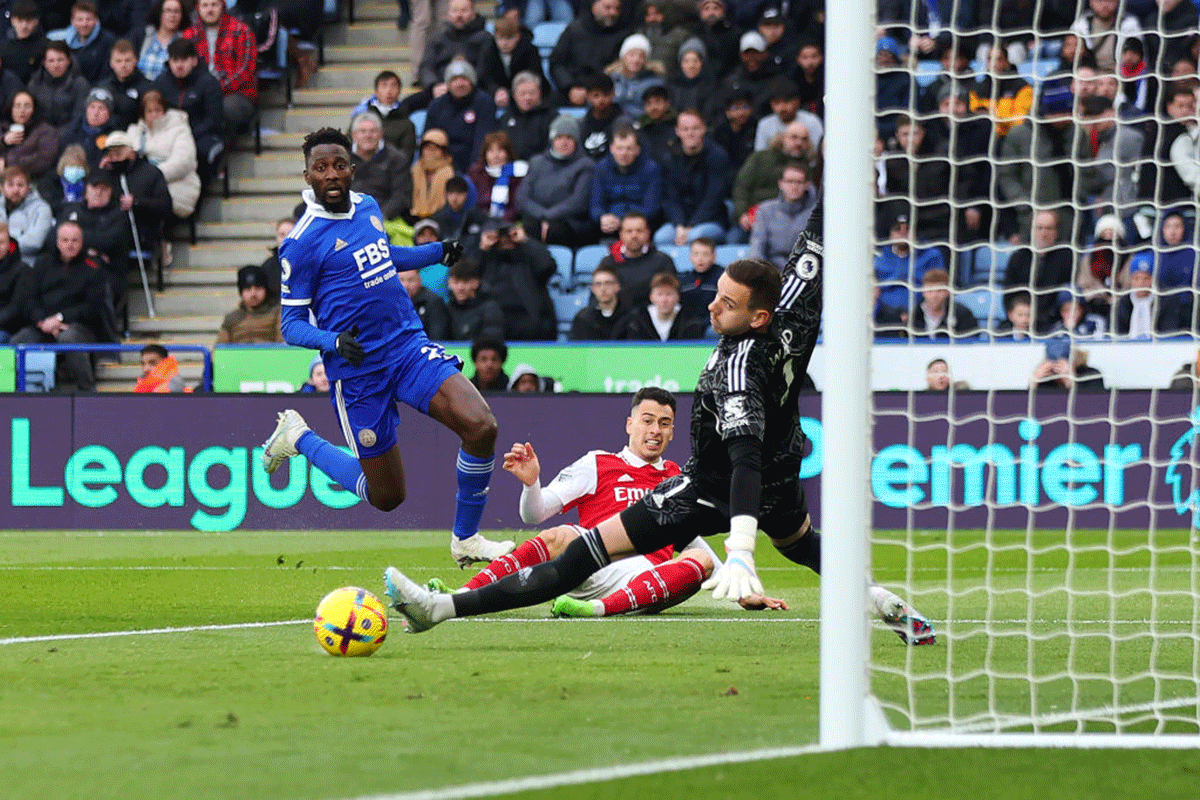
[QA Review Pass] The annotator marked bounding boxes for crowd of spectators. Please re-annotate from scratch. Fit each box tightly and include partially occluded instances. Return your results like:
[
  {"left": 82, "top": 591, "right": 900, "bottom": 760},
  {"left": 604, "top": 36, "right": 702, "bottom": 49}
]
[{"left": 328, "top": 0, "right": 1200, "bottom": 350}]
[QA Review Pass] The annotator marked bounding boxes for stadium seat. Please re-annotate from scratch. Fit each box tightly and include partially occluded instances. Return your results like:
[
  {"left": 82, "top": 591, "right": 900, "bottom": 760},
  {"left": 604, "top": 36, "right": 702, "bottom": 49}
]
[
  {"left": 552, "top": 285, "right": 590, "bottom": 338},
  {"left": 957, "top": 245, "right": 992, "bottom": 287},
  {"left": 659, "top": 244, "right": 691, "bottom": 273},
  {"left": 992, "top": 244, "right": 1015, "bottom": 284},
  {"left": 958, "top": 287, "right": 1004, "bottom": 329},
  {"left": 715, "top": 244, "right": 748, "bottom": 265},
  {"left": 409, "top": 109, "right": 427, "bottom": 138},
  {"left": 555, "top": 106, "right": 586, "bottom": 119},
  {"left": 532, "top": 21, "right": 566, "bottom": 58},
  {"left": 22, "top": 350, "right": 56, "bottom": 392},
  {"left": 546, "top": 244, "right": 573, "bottom": 289},
  {"left": 573, "top": 244, "right": 609, "bottom": 279}
]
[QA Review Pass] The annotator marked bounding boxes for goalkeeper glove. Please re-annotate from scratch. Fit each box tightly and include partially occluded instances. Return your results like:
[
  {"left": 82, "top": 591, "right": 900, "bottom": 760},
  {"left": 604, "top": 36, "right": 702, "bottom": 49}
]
[
  {"left": 334, "top": 325, "right": 365, "bottom": 367},
  {"left": 700, "top": 518, "right": 763, "bottom": 600},
  {"left": 440, "top": 239, "right": 463, "bottom": 266}
]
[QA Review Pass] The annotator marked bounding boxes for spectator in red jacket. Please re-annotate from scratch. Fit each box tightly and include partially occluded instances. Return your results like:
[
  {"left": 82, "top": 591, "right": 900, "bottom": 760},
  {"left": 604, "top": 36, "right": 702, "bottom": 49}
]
[{"left": 183, "top": 0, "right": 257, "bottom": 142}]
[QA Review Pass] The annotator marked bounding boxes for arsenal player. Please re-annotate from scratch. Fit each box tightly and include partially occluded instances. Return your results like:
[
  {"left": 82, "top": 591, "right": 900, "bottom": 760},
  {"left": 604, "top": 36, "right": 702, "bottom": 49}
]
[{"left": 428, "top": 387, "right": 786, "bottom": 616}]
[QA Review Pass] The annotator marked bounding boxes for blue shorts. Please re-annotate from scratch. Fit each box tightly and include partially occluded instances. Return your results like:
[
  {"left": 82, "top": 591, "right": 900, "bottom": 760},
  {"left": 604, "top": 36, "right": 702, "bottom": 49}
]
[{"left": 329, "top": 333, "right": 463, "bottom": 458}]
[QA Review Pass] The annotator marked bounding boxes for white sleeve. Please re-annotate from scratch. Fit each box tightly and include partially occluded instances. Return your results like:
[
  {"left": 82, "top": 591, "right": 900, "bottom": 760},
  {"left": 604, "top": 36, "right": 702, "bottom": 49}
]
[
  {"left": 681, "top": 536, "right": 722, "bottom": 570},
  {"left": 518, "top": 481, "right": 562, "bottom": 525},
  {"left": 538, "top": 451, "right": 600, "bottom": 517}
]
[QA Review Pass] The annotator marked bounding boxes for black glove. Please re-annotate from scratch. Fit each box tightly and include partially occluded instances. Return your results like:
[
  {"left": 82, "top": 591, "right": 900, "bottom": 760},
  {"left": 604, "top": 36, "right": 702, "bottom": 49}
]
[
  {"left": 440, "top": 239, "right": 463, "bottom": 267},
  {"left": 334, "top": 325, "right": 365, "bottom": 367}
]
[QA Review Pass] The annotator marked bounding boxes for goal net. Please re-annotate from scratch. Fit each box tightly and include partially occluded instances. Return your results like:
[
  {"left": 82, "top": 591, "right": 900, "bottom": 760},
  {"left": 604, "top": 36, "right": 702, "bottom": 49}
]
[{"left": 820, "top": 0, "right": 1200, "bottom": 748}]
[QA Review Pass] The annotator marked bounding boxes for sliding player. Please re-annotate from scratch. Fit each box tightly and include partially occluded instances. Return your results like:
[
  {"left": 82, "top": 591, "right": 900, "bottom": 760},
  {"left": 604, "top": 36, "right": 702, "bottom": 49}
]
[
  {"left": 262, "top": 127, "right": 513, "bottom": 567},
  {"left": 385, "top": 202, "right": 935, "bottom": 643},
  {"left": 428, "top": 387, "right": 784, "bottom": 616}
]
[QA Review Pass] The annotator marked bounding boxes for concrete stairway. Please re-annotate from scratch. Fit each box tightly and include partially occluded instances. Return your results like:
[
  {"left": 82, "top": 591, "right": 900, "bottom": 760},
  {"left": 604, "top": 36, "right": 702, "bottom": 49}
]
[{"left": 100, "top": 0, "right": 420, "bottom": 390}]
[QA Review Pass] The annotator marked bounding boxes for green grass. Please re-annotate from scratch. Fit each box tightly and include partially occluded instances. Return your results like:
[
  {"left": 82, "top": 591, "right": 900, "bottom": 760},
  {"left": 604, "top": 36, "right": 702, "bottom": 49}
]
[{"left": 0, "top": 529, "right": 1197, "bottom": 800}]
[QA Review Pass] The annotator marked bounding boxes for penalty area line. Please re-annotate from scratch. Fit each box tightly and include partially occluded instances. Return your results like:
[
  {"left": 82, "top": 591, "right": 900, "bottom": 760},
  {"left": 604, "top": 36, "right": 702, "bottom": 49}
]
[
  {"left": 0, "top": 619, "right": 310, "bottom": 645},
  {"left": 346, "top": 743, "right": 824, "bottom": 800}
]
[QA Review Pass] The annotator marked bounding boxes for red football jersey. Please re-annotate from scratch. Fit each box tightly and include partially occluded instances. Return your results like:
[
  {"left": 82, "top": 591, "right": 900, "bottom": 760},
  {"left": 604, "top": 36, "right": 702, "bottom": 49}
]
[{"left": 543, "top": 447, "right": 681, "bottom": 563}]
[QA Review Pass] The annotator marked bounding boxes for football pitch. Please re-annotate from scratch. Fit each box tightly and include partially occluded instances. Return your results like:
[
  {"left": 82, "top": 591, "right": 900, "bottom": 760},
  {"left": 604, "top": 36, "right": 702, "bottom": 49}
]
[{"left": 1, "top": 528, "right": 1197, "bottom": 800}]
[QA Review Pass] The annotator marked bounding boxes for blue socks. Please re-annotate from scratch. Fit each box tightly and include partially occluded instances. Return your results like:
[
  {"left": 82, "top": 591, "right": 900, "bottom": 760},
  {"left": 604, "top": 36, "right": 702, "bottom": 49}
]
[
  {"left": 295, "top": 430, "right": 369, "bottom": 503},
  {"left": 453, "top": 448, "right": 494, "bottom": 540}
]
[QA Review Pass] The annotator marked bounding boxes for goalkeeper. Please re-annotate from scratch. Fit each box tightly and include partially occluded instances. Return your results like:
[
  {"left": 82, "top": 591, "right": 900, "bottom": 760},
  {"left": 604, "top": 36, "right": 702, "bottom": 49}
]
[{"left": 386, "top": 199, "right": 935, "bottom": 645}]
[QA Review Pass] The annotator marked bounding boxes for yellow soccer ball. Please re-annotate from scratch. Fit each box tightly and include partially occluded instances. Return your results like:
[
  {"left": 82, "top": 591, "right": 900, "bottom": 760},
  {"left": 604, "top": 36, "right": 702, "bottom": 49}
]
[{"left": 314, "top": 587, "right": 388, "bottom": 656}]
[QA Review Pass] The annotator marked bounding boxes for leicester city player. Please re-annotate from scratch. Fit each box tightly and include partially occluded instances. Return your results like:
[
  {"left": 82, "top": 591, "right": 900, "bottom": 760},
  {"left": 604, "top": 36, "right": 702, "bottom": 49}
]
[{"left": 262, "top": 127, "right": 514, "bottom": 567}]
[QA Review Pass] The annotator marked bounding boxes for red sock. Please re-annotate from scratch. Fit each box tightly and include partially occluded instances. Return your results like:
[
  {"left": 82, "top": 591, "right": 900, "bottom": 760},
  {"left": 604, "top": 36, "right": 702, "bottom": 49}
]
[
  {"left": 462, "top": 537, "right": 551, "bottom": 590},
  {"left": 600, "top": 557, "right": 706, "bottom": 616}
]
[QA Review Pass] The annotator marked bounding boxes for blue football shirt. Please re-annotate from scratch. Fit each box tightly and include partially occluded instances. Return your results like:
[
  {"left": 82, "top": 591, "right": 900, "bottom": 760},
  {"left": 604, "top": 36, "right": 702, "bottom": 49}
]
[{"left": 279, "top": 190, "right": 443, "bottom": 381}]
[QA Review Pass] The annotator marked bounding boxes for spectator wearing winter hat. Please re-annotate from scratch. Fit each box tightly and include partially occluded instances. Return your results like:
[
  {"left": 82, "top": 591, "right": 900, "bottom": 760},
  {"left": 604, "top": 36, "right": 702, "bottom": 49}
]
[
  {"left": 667, "top": 38, "right": 715, "bottom": 124},
  {"left": 607, "top": 33, "right": 665, "bottom": 119},
  {"left": 297, "top": 354, "right": 331, "bottom": 393},
  {"left": 1115, "top": 254, "right": 1188, "bottom": 338},
  {"left": 425, "top": 57, "right": 499, "bottom": 173},
  {"left": 1075, "top": 213, "right": 1127, "bottom": 314},
  {"left": 693, "top": 0, "right": 739, "bottom": 79},
  {"left": 0, "top": 91, "right": 60, "bottom": 182},
  {"left": 548, "top": 0, "right": 633, "bottom": 108},
  {"left": 634, "top": 1, "right": 689, "bottom": 76},
  {"left": 59, "top": 87, "right": 118, "bottom": 170},
  {"left": 516, "top": 113, "right": 597, "bottom": 248},
  {"left": 216, "top": 264, "right": 282, "bottom": 344},
  {"left": 411, "top": 128, "right": 458, "bottom": 219},
  {"left": 508, "top": 363, "right": 555, "bottom": 392},
  {"left": 705, "top": 30, "right": 782, "bottom": 122}
]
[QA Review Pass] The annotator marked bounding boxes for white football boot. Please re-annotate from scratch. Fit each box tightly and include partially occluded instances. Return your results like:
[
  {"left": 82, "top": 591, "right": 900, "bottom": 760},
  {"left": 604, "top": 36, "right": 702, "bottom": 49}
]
[
  {"left": 449, "top": 533, "right": 515, "bottom": 568},
  {"left": 261, "top": 409, "right": 309, "bottom": 474},
  {"left": 384, "top": 566, "right": 444, "bottom": 633}
]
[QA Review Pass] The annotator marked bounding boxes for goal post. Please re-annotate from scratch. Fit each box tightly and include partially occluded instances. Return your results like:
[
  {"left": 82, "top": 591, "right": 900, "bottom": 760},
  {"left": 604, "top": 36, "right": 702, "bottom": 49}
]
[{"left": 819, "top": 0, "right": 1200, "bottom": 749}]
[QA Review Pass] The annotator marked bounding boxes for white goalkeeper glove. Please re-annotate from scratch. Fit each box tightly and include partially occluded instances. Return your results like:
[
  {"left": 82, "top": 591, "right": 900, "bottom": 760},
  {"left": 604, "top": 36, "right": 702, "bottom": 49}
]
[{"left": 701, "top": 517, "right": 763, "bottom": 601}]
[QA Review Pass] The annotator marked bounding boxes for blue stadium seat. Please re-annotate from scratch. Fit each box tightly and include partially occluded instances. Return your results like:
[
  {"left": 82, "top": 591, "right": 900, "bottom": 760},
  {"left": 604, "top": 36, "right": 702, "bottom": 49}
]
[
  {"left": 546, "top": 244, "right": 573, "bottom": 288},
  {"left": 532, "top": 21, "right": 566, "bottom": 57},
  {"left": 992, "top": 244, "right": 1015, "bottom": 284},
  {"left": 957, "top": 245, "right": 992, "bottom": 287},
  {"left": 552, "top": 285, "right": 590, "bottom": 338},
  {"left": 958, "top": 287, "right": 1004, "bottom": 329},
  {"left": 409, "top": 109, "right": 427, "bottom": 138},
  {"left": 715, "top": 244, "right": 748, "bottom": 265},
  {"left": 658, "top": 244, "right": 691, "bottom": 273},
  {"left": 573, "top": 244, "right": 609, "bottom": 279},
  {"left": 555, "top": 105, "right": 586, "bottom": 119},
  {"left": 22, "top": 350, "right": 56, "bottom": 392}
]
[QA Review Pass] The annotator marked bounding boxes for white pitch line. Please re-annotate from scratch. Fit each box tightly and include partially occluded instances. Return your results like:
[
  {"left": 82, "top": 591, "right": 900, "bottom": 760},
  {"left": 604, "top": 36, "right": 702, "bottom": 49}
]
[
  {"left": 5, "top": 613, "right": 1196, "bottom": 647},
  {"left": 345, "top": 743, "right": 824, "bottom": 800},
  {"left": 0, "top": 619, "right": 310, "bottom": 645}
]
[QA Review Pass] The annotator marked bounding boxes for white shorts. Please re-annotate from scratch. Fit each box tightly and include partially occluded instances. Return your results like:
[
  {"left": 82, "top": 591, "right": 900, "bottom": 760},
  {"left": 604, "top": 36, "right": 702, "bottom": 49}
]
[{"left": 569, "top": 554, "right": 656, "bottom": 601}]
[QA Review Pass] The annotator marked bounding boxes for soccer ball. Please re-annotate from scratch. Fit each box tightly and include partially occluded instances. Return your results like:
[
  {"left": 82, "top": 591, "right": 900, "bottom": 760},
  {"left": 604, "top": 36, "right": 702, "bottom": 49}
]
[{"left": 314, "top": 587, "right": 388, "bottom": 656}]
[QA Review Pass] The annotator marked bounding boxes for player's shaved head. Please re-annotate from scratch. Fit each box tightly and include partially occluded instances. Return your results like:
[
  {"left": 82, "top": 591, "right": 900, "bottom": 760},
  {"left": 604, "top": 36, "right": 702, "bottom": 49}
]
[
  {"left": 725, "top": 258, "right": 782, "bottom": 312},
  {"left": 303, "top": 126, "right": 352, "bottom": 163}
]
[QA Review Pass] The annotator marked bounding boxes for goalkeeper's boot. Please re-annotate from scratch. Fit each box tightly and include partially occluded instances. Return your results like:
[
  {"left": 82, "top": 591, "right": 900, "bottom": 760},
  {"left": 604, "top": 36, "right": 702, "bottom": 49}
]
[
  {"left": 384, "top": 566, "right": 443, "bottom": 633},
  {"left": 450, "top": 532, "right": 516, "bottom": 568},
  {"left": 550, "top": 595, "right": 602, "bottom": 618},
  {"left": 261, "top": 409, "right": 309, "bottom": 474},
  {"left": 426, "top": 576, "right": 460, "bottom": 595},
  {"left": 874, "top": 589, "right": 936, "bottom": 646}
]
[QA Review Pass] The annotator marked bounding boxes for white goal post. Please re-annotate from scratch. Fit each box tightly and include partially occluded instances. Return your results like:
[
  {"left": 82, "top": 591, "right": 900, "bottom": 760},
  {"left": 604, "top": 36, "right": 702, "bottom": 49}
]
[{"left": 819, "top": 0, "right": 1200, "bottom": 749}]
